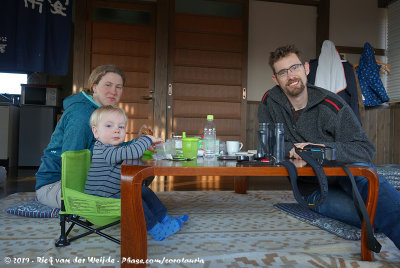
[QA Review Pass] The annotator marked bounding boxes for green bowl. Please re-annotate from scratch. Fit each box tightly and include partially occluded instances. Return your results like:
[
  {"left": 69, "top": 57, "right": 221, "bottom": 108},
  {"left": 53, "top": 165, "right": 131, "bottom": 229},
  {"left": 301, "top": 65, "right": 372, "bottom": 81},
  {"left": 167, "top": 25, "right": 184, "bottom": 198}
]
[
  {"left": 144, "top": 150, "right": 154, "bottom": 155},
  {"left": 142, "top": 150, "right": 154, "bottom": 160}
]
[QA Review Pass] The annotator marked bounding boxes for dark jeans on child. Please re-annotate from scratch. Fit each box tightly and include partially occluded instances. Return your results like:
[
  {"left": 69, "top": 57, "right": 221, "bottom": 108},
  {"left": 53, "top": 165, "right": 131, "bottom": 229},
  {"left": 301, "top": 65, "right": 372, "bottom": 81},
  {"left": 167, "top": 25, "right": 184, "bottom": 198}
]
[{"left": 113, "top": 185, "right": 167, "bottom": 230}]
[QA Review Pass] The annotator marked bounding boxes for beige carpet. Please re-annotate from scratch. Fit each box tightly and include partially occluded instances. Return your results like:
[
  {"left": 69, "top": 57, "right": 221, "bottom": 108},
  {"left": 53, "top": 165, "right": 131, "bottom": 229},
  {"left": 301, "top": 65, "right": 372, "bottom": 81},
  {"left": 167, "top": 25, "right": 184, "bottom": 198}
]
[{"left": 1, "top": 191, "right": 399, "bottom": 267}]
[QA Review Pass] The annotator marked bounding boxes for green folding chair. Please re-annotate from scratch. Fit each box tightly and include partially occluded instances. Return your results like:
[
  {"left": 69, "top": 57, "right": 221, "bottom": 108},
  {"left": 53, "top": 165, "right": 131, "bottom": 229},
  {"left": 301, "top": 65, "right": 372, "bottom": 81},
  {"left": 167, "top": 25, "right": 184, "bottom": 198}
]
[{"left": 55, "top": 149, "right": 121, "bottom": 247}]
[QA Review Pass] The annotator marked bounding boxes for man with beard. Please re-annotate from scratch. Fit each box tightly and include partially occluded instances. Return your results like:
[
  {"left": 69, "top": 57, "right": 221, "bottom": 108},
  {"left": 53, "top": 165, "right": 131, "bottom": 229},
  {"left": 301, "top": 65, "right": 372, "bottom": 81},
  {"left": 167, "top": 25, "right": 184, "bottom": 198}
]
[{"left": 258, "top": 44, "right": 400, "bottom": 251}]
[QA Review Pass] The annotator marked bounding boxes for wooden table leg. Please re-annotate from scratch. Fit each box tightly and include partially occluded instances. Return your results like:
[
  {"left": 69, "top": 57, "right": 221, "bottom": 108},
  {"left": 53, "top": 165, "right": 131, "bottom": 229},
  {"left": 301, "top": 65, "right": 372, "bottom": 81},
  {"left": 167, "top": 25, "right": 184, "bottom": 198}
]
[
  {"left": 359, "top": 167, "right": 380, "bottom": 261},
  {"left": 234, "top": 176, "right": 248, "bottom": 194},
  {"left": 121, "top": 165, "right": 155, "bottom": 268}
]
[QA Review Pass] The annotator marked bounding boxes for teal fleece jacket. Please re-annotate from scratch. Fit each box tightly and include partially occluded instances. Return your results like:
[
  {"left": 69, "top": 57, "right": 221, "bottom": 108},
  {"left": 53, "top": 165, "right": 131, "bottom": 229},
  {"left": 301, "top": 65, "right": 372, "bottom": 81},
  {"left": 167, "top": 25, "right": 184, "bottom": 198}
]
[{"left": 35, "top": 92, "right": 99, "bottom": 190}]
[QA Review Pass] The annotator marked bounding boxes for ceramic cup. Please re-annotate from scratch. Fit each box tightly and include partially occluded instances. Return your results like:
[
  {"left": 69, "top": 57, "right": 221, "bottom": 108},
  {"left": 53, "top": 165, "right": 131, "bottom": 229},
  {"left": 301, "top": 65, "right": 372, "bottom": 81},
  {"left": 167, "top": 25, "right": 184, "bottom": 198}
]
[{"left": 226, "top": 141, "right": 243, "bottom": 155}]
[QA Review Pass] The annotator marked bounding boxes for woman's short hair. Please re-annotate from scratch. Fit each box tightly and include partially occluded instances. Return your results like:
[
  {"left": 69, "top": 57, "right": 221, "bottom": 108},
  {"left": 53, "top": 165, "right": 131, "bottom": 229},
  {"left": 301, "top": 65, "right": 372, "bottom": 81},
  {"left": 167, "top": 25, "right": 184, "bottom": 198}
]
[
  {"left": 90, "top": 105, "right": 128, "bottom": 127},
  {"left": 86, "top": 65, "right": 126, "bottom": 94},
  {"left": 269, "top": 45, "right": 302, "bottom": 72}
]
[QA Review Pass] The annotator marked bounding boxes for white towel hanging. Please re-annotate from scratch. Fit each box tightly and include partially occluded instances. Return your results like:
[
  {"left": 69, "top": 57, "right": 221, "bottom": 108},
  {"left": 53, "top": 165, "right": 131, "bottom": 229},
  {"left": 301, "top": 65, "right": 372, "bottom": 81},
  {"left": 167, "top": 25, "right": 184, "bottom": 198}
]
[{"left": 315, "top": 40, "right": 347, "bottom": 93}]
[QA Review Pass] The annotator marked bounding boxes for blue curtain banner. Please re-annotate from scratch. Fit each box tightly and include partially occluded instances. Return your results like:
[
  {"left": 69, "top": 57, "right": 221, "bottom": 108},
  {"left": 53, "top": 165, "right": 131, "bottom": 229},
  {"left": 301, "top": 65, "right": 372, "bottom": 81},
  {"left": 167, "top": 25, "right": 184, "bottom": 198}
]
[{"left": 0, "top": 0, "right": 73, "bottom": 75}]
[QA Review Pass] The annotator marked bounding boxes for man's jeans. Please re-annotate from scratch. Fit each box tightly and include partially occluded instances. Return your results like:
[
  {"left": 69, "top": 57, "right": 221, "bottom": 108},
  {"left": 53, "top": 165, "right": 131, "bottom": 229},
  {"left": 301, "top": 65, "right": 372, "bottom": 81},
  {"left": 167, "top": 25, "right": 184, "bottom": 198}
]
[
  {"left": 305, "top": 163, "right": 400, "bottom": 250},
  {"left": 113, "top": 185, "right": 167, "bottom": 230}
]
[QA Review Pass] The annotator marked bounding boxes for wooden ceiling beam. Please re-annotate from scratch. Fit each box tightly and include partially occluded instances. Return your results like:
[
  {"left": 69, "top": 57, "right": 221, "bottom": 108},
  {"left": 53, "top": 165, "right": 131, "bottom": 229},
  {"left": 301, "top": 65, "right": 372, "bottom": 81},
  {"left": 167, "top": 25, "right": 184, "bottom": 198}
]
[
  {"left": 316, "top": 0, "right": 329, "bottom": 56},
  {"left": 378, "top": 0, "right": 394, "bottom": 8},
  {"left": 255, "top": 0, "right": 320, "bottom": 7}
]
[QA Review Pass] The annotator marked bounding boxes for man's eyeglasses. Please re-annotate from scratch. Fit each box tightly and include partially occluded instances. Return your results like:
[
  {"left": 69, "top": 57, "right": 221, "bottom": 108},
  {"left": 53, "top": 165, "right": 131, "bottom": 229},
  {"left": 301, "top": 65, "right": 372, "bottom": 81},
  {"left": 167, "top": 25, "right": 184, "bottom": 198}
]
[{"left": 274, "top": 63, "right": 303, "bottom": 78}]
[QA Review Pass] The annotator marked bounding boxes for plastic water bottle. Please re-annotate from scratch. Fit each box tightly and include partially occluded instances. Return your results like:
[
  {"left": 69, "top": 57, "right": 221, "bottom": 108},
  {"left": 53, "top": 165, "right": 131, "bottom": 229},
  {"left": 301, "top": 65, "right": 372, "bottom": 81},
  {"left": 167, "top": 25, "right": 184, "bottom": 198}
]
[{"left": 203, "top": 115, "right": 217, "bottom": 159}]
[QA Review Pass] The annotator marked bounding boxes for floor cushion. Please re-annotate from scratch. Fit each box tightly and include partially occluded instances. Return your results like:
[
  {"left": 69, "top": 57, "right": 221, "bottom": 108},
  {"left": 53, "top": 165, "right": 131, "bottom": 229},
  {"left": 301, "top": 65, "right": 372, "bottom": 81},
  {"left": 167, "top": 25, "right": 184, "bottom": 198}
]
[{"left": 5, "top": 197, "right": 59, "bottom": 218}]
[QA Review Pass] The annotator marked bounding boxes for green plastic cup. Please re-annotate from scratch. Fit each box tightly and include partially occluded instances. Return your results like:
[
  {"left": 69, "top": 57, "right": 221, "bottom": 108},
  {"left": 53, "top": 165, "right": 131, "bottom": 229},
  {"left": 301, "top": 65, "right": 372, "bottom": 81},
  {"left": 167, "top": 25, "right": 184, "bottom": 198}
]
[{"left": 182, "top": 137, "right": 199, "bottom": 159}]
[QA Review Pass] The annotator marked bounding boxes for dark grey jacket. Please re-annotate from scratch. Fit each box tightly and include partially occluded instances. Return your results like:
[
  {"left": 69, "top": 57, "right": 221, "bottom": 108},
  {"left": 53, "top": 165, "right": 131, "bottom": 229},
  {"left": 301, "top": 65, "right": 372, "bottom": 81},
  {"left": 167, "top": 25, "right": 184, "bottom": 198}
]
[{"left": 257, "top": 83, "right": 375, "bottom": 164}]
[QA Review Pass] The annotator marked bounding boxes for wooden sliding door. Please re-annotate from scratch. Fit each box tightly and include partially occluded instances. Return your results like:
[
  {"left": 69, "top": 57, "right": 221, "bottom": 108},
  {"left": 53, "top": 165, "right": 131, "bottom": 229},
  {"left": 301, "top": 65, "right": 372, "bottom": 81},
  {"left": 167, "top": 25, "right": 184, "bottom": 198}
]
[
  {"left": 167, "top": 0, "right": 248, "bottom": 145},
  {"left": 86, "top": 1, "right": 156, "bottom": 140}
]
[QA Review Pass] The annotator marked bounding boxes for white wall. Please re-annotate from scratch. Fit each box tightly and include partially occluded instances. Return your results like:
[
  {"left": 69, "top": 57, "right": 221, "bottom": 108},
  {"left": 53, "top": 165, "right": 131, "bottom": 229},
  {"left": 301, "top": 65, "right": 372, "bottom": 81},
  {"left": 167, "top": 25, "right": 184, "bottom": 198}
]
[
  {"left": 387, "top": 0, "right": 400, "bottom": 102},
  {"left": 330, "top": 0, "right": 388, "bottom": 86},
  {"left": 330, "top": 0, "right": 387, "bottom": 51},
  {"left": 247, "top": 1, "right": 316, "bottom": 101},
  {"left": 247, "top": 0, "right": 388, "bottom": 101},
  {"left": 0, "top": 105, "right": 19, "bottom": 168}
]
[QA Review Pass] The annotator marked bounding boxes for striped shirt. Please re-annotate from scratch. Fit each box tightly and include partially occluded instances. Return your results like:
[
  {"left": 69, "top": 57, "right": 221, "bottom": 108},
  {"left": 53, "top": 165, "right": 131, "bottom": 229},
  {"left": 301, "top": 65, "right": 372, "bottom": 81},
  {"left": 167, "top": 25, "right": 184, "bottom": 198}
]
[{"left": 84, "top": 137, "right": 152, "bottom": 197}]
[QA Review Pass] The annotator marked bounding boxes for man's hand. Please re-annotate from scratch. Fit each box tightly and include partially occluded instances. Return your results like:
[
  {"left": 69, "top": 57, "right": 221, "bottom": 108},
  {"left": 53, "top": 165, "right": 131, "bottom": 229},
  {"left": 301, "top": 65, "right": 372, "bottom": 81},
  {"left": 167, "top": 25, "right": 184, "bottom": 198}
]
[{"left": 289, "top": 142, "right": 325, "bottom": 159}]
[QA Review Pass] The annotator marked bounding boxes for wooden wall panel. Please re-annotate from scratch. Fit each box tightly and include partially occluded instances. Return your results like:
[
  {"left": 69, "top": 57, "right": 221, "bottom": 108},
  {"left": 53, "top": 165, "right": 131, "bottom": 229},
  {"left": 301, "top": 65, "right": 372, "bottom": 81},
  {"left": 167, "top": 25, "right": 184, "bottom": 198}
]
[
  {"left": 173, "top": 100, "right": 241, "bottom": 118},
  {"left": 125, "top": 118, "right": 149, "bottom": 131},
  {"left": 361, "top": 107, "right": 392, "bottom": 165},
  {"left": 174, "top": 49, "right": 242, "bottom": 68},
  {"left": 119, "top": 101, "right": 149, "bottom": 138},
  {"left": 173, "top": 117, "right": 241, "bottom": 138},
  {"left": 119, "top": 103, "right": 149, "bottom": 118},
  {"left": 119, "top": 87, "right": 149, "bottom": 103},
  {"left": 246, "top": 101, "right": 259, "bottom": 150},
  {"left": 72, "top": 0, "right": 86, "bottom": 94},
  {"left": 175, "top": 13, "right": 243, "bottom": 34},
  {"left": 173, "top": 83, "right": 241, "bottom": 101},
  {"left": 153, "top": 0, "right": 169, "bottom": 140},
  {"left": 377, "top": 108, "right": 391, "bottom": 164},
  {"left": 168, "top": 0, "right": 247, "bottom": 143},
  {"left": 175, "top": 32, "right": 242, "bottom": 52},
  {"left": 92, "top": 38, "right": 151, "bottom": 57},
  {"left": 92, "top": 22, "right": 152, "bottom": 41},
  {"left": 173, "top": 66, "right": 242, "bottom": 85},
  {"left": 124, "top": 72, "right": 149, "bottom": 88},
  {"left": 125, "top": 118, "right": 149, "bottom": 140},
  {"left": 362, "top": 108, "right": 377, "bottom": 150},
  {"left": 91, "top": 54, "right": 151, "bottom": 72},
  {"left": 392, "top": 105, "right": 400, "bottom": 163}
]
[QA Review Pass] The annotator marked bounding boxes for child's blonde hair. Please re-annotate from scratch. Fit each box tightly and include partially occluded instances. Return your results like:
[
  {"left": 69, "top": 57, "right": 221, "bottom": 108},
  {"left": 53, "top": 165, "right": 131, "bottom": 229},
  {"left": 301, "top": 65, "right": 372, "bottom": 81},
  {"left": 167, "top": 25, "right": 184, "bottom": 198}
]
[{"left": 90, "top": 105, "right": 128, "bottom": 127}]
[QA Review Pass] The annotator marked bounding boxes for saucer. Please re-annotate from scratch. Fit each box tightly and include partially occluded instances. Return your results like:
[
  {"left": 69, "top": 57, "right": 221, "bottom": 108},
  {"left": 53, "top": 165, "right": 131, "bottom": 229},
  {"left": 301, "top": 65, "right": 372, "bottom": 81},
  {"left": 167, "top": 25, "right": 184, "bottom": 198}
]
[{"left": 217, "top": 155, "right": 237, "bottom": 160}]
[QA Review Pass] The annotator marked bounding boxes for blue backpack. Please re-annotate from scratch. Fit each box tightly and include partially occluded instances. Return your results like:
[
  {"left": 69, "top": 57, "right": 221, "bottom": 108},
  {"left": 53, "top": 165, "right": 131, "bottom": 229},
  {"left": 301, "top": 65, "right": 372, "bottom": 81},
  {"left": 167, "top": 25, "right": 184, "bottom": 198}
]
[{"left": 356, "top": 42, "right": 389, "bottom": 106}]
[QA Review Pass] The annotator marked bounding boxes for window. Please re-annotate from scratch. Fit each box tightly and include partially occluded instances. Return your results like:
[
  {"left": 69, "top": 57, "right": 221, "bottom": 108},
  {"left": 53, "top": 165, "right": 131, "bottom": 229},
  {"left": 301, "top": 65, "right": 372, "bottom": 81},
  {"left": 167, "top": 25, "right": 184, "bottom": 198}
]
[
  {"left": 387, "top": 0, "right": 400, "bottom": 102},
  {"left": 0, "top": 73, "right": 27, "bottom": 94},
  {"left": 92, "top": 7, "right": 151, "bottom": 25},
  {"left": 175, "top": 0, "right": 243, "bottom": 18}
]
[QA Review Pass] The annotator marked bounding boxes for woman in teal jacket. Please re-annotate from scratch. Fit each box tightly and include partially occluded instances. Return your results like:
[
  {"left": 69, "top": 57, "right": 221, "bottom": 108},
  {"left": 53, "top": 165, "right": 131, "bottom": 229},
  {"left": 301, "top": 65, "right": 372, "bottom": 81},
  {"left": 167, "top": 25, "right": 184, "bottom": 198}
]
[{"left": 35, "top": 65, "right": 126, "bottom": 208}]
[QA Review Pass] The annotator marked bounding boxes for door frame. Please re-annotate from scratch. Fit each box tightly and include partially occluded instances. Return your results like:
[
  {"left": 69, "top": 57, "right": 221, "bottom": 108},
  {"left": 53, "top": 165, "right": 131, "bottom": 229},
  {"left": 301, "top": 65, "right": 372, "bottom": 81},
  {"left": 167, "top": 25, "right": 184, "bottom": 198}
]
[
  {"left": 165, "top": 0, "right": 249, "bottom": 144},
  {"left": 153, "top": 0, "right": 170, "bottom": 140}
]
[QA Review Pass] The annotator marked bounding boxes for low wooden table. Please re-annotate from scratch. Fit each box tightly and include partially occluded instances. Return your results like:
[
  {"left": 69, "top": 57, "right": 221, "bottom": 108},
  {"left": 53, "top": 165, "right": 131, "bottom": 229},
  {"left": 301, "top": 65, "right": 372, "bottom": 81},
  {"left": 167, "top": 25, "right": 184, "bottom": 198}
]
[{"left": 121, "top": 158, "right": 379, "bottom": 267}]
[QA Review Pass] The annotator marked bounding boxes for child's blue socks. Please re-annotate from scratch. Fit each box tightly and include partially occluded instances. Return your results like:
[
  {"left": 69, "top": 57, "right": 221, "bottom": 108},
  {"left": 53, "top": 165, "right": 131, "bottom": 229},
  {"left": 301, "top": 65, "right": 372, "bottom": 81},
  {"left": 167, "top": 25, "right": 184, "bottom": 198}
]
[
  {"left": 148, "top": 220, "right": 182, "bottom": 241},
  {"left": 147, "top": 214, "right": 189, "bottom": 241},
  {"left": 148, "top": 214, "right": 189, "bottom": 241},
  {"left": 161, "top": 214, "right": 189, "bottom": 225}
]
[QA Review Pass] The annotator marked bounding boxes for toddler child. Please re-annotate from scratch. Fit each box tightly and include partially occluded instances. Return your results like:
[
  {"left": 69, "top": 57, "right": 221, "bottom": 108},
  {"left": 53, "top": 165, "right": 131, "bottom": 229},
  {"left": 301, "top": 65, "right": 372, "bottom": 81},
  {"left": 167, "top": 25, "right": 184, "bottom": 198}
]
[{"left": 84, "top": 105, "right": 188, "bottom": 241}]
